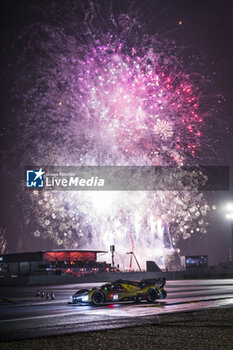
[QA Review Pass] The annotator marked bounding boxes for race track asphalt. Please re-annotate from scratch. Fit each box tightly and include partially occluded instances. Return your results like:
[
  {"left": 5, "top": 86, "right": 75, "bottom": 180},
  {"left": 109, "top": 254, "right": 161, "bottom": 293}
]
[{"left": 0, "top": 279, "right": 233, "bottom": 341}]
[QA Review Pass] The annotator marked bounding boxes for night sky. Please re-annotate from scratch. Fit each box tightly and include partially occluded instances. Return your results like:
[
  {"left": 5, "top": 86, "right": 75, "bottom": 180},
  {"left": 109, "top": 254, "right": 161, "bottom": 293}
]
[{"left": 0, "top": 0, "right": 233, "bottom": 267}]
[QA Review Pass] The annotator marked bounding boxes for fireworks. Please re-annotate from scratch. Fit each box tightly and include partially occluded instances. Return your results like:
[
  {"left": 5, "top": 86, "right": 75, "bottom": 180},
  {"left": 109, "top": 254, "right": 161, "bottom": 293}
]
[
  {"left": 153, "top": 120, "right": 173, "bottom": 140},
  {"left": 9, "top": 2, "right": 210, "bottom": 268}
]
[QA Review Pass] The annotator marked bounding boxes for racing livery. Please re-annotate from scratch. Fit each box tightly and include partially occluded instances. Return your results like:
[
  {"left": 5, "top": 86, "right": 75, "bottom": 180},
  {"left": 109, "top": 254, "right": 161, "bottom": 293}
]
[{"left": 71, "top": 278, "right": 167, "bottom": 305}]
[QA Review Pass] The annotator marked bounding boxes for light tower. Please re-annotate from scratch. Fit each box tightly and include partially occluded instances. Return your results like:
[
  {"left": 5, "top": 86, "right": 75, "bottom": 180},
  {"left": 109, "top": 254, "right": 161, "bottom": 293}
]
[{"left": 225, "top": 202, "right": 233, "bottom": 261}]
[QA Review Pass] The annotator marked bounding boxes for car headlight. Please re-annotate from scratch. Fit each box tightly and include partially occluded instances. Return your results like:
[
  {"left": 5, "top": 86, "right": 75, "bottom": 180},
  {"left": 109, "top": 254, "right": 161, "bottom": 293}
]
[{"left": 81, "top": 295, "right": 89, "bottom": 302}]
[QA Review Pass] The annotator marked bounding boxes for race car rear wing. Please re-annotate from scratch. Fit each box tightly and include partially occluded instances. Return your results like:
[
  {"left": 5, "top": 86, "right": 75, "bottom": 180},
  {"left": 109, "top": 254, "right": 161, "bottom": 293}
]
[
  {"left": 114, "top": 278, "right": 166, "bottom": 289},
  {"left": 139, "top": 277, "right": 166, "bottom": 288}
]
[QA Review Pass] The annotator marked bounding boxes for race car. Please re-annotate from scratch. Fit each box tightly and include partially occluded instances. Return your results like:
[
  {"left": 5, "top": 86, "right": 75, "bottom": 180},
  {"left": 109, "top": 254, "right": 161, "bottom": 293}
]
[{"left": 71, "top": 278, "right": 167, "bottom": 305}]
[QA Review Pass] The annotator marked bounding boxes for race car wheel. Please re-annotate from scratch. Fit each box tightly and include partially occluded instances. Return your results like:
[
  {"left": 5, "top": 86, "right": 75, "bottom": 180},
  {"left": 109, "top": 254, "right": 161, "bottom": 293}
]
[
  {"left": 146, "top": 288, "right": 158, "bottom": 303},
  {"left": 91, "top": 291, "right": 105, "bottom": 306}
]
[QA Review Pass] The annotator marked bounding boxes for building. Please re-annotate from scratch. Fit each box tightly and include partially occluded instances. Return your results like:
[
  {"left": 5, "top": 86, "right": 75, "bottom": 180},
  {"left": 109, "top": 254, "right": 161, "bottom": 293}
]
[{"left": 0, "top": 250, "right": 110, "bottom": 277}]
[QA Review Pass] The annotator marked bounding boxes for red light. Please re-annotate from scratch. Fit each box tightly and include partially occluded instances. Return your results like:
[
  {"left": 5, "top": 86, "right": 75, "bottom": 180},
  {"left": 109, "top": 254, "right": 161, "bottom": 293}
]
[
  {"left": 43, "top": 251, "right": 96, "bottom": 262},
  {"left": 110, "top": 294, "right": 114, "bottom": 299}
]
